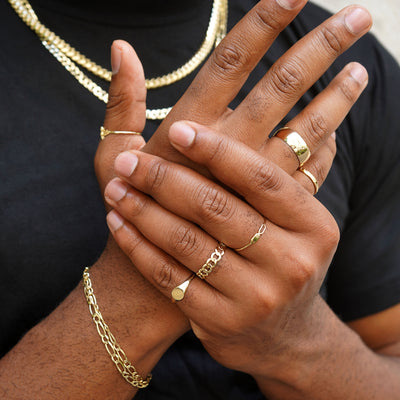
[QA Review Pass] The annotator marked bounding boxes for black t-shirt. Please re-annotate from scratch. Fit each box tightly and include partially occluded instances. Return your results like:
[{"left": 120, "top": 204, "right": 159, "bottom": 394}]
[{"left": 1, "top": 0, "right": 400, "bottom": 398}]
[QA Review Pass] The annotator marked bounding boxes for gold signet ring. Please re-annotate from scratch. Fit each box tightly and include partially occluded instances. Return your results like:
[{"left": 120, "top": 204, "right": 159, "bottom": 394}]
[{"left": 171, "top": 275, "right": 195, "bottom": 302}]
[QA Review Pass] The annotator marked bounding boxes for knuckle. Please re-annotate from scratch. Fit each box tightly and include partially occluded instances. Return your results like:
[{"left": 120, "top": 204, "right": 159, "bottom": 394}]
[
  {"left": 106, "top": 90, "right": 131, "bottom": 118},
  {"left": 251, "top": 161, "right": 284, "bottom": 194},
  {"left": 207, "top": 135, "right": 229, "bottom": 162},
  {"left": 126, "top": 191, "right": 148, "bottom": 217},
  {"left": 308, "top": 112, "right": 329, "bottom": 144},
  {"left": 152, "top": 259, "right": 176, "bottom": 289},
  {"left": 289, "top": 255, "right": 318, "bottom": 290},
  {"left": 210, "top": 41, "right": 250, "bottom": 78},
  {"left": 337, "top": 78, "right": 359, "bottom": 103},
  {"left": 310, "top": 158, "right": 327, "bottom": 186},
  {"left": 251, "top": 6, "right": 284, "bottom": 32},
  {"left": 145, "top": 159, "right": 169, "bottom": 192},
  {"left": 169, "top": 225, "right": 201, "bottom": 257},
  {"left": 195, "top": 184, "right": 233, "bottom": 223},
  {"left": 320, "top": 219, "right": 340, "bottom": 249},
  {"left": 317, "top": 25, "right": 344, "bottom": 56},
  {"left": 269, "top": 61, "right": 305, "bottom": 99}
]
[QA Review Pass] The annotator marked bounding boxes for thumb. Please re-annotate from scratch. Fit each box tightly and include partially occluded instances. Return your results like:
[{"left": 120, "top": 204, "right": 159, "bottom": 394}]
[
  {"left": 95, "top": 40, "right": 146, "bottom": 194},
  {"left": 103, "top": 40, "right": 147, "bottom": 133}
]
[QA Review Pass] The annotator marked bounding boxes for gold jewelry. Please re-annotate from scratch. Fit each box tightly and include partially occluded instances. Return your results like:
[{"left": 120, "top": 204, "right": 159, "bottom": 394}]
[
  {"left": 100, "top": 126, "right": 142, "bottom": 140},
  {"left": 196, "top": 243, "right": 226, "bottom": 279},
  {"left": 274, "top": 127, "right": 311, "bottom": 167},
  {"left": 82, "top": 267, "right": 151, "bottom": 389},
  {"left": 171, "top": 275, "right": 195, "bottom": 302},
  {"left": 9, "top": 0, "right": 228, "bottom": 120},
  {"left": 235, "top": 220, "right": 267, "bottom": 252},
  {"left": 299, "top": 167, "right": 319, "bottom": 195}
]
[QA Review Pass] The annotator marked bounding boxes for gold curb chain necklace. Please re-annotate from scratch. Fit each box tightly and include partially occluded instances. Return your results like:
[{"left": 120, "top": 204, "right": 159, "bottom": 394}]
[{"left": 9, "top": 0, "right": 228, "bottom": 120}]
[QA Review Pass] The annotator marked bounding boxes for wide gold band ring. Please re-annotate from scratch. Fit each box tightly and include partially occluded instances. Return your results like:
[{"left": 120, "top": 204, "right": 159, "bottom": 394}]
[
  {"left": 274, "top": 127, "right": 311, "bottom": 167},
  {"left": 196, "top": 243, "right": 226, "bottom": 279},
  {"left": 171, "top": 275, "right": 195, "bottom": 302},
  {"left": 100, "top": 126, "right": 142, "bottom": 140},
  {"left": 299, "top": 167, "right": 319, "bottom": 195},
  {"left": 235, "top": 220, "right": 267, "bottom": 252}
]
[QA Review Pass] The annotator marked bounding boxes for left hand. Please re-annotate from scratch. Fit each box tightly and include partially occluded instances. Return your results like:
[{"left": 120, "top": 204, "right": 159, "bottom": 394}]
[{"left": 103, "top": 123, "right": 339, "bottom": 377}]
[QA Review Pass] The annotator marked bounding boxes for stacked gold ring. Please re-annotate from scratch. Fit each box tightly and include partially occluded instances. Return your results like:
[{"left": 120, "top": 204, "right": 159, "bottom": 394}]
[
  {"left": 299, "top": 167, "right": 319, "bottom": 195},
  {"left": 274, "top": 127, "right": 311, "bottom": 167}
]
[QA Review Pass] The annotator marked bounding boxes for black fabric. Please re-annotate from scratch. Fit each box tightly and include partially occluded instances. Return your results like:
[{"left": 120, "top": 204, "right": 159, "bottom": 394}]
[{"left": 1, "top": 0, "right": 400, "bottom": 398}]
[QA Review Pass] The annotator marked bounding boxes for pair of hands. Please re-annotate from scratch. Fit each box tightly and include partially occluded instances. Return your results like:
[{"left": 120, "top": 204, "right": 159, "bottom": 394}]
[{"left": 95, "top": 0, "right": 370, "bottom": 381}]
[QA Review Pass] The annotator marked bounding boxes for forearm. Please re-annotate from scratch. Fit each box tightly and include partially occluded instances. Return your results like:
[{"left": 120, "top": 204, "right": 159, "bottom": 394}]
[
  {"left": 254, "top": 296, "right": 400, "bottom": 399},
  {"left": 0, "top": 238, "right": 189, "bottom": 399}
]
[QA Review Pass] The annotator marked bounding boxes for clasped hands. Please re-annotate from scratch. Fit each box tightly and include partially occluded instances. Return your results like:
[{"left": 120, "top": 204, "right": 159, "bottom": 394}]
[{"left": 95, "top": 0, "right": 371, "bottom": 387}]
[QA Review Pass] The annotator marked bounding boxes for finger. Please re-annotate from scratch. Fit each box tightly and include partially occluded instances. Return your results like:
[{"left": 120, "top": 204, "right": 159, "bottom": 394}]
[
  {"left": 143, "top": 0, "right": 307, "bottom": 163},
  {"left": 106, "top": 209, "right": 219, "bottom": 312},
  {"left": 168, "top": 122, "right": 336, "bottom": 234},
  {"left": 170, "top": 0, "right": 307, "bottom": 120},
  {"left": 104, "top": 40, "right": 146, "bottom": 133},
  {"left": 293, "top": 133, "right": 336, "bottom": 195},
  {"left": 104, "top": 186, "right": 252, "bottom": 296},
  {"left": 95, "top": 41, "right": 147, "bottom": 192},
  {"left": 262, "top": 62, "right": 368, "bottom": 172},
  {"left": 227, "top": 6, "right": 372, "bottom": 145},
  {"left": 111, "top": 149, "right": 293, "bottom": 257}
]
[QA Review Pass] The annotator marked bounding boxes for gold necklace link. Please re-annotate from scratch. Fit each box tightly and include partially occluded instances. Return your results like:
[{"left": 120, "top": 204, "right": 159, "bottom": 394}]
[
  {"left": 9, "top": 0, "right": 228, "bottom": 119},
  {"left": 42, "top": 40, "right": 172, "bottom": 119}
]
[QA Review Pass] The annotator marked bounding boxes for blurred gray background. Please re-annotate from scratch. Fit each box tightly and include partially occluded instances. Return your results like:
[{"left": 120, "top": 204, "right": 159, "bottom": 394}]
[{"left": 313, "top": 0, "right": 400, "bottom": 63}]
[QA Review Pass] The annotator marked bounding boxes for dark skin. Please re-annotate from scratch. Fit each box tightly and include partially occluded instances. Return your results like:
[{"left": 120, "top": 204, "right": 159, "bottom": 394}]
[{"left": 1, "top": 0, "right": 399, "bottom": 398}]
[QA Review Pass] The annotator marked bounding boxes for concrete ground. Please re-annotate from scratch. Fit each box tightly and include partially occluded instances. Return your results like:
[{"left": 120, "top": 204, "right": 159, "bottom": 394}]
[{"left": 312, "top": 0, "right": 400, "bottom": 63}]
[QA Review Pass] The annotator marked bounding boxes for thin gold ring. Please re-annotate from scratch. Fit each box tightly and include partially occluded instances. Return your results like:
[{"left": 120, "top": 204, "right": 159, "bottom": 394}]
[
  {"left": 196, "top": 243, "right": 226, "bottom": 279},
  {"left": 274, "top": 127, "right": 311, "bottom": 167},
  {"left": 100, "top": 126, "right": 142, "bottom": 140},
  {"left": 171, "top": 275, "right": 195, "bottom": 302},
  {"left": 235, "top": 220, "right": 267, "bottom": 252},
  {"left": 299, "top": 167, "right": 319, "bottom": 195}
]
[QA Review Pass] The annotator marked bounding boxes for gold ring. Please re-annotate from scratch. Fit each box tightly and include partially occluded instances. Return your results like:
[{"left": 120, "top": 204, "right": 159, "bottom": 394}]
[
  {"left": 274, "top": 127, "right": 311, "bottom": 167},
  {"left": 100, "top": 126, "right": 142, "bottom": 140},
  {"left": 299, "top": 167, "right": 319, "bottom": 195},
  {"left": 235, "top": 220, "right": 267, "bottom": 252},
  {"left": 196, "top": 243, "right": 226, "bottom": 279},
  {"left": 171, "top": 275, "right": 195, "bottom": 302}
]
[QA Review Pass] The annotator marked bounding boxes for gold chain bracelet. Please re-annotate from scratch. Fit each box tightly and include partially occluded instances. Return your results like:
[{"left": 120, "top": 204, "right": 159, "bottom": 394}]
[{"left": 82, "top": 267, "right": 151, "bottom": 389}]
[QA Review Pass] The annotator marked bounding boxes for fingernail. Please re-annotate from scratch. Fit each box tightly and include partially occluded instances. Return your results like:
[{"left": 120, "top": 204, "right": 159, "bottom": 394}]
[
  {"left": 350, "top": 63, "right": 368, "bottom": 85},
  {"left": 331, "top": 131, "right": 336, "bottom": 140},
  {"left": 107, "top": 210, "right": 124, "bottom": 232},
  {"left": 344, "top": 7, "right": 371, "bottom": 35},
  {"left": 105, "top": 179, "right": 128, "bottom": 203},
  {"left": 115, "top": 152, "right": 138, "bottom": 177},
  {"left": 169, "top": 122, "right": 196, "bottom": 148},
  {"left": 111, "top": 43, "right": 122, "bottom": 75},
  {"left": 276, "top": 0, "right": 302, "bottom": 10}
]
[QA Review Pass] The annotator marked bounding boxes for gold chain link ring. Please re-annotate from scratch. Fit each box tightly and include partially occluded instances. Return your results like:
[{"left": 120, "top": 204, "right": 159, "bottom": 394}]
[{"left": 196, "top": 243, "right": 226, "bottom": 279}]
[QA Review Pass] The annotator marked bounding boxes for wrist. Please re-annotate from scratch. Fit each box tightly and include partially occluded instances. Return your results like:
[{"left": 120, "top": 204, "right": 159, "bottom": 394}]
[
  {"left": 88, "top": 237, "right": 190, "bottom": 373},
  {"left": 252, "top": 297, "right": 364, "bottom": 397}
]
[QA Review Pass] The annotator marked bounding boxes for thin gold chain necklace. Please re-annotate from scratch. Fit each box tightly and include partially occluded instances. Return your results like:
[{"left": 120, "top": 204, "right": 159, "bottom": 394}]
[{"left": 9, "top": 0, "right": 228, "bottom": 120}]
